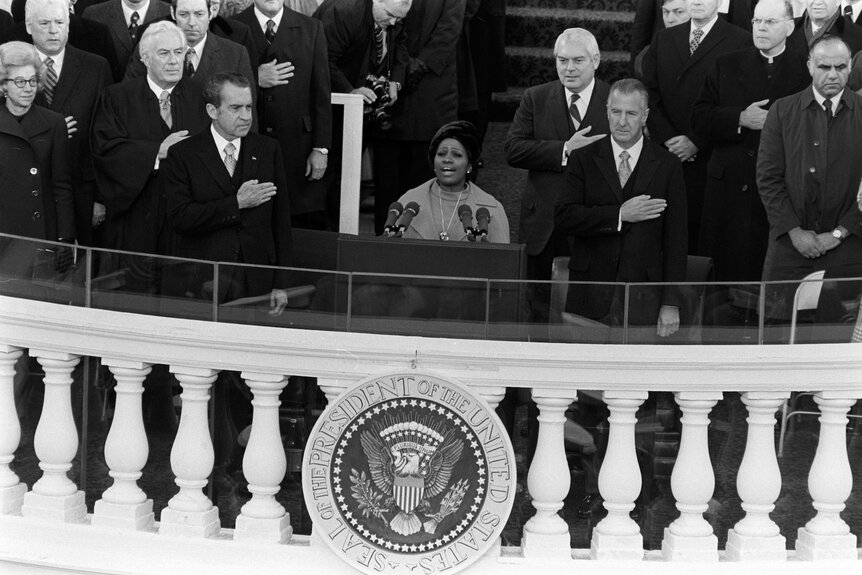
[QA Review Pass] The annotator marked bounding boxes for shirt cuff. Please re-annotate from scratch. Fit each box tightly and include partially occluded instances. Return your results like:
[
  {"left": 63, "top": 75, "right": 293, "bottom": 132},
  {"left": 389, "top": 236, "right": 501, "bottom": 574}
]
[
  {"left": 617, "top": 210, "right": 623, "bottom": 231},
  {"left": 561, "top": 145, "right": 569, "bottom": 166}
]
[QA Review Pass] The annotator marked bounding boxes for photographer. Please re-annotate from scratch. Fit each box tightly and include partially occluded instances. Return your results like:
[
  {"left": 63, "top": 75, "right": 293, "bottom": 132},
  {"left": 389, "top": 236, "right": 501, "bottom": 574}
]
[{"left": 314, "top": 0, "right": 411, "bottom": 228}]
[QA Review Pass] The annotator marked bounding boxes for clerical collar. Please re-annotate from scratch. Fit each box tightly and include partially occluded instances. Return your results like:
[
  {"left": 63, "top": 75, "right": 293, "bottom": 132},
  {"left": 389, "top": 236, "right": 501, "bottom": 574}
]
[{"left": 759, "top": 45, "right": 786, "bottom": 63}]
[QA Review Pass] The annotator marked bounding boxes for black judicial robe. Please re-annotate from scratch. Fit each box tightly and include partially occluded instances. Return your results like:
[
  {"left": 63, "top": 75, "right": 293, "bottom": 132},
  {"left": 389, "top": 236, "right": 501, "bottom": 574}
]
[{"left": 91, "top": 77, "right": 208, "bottom": 256}]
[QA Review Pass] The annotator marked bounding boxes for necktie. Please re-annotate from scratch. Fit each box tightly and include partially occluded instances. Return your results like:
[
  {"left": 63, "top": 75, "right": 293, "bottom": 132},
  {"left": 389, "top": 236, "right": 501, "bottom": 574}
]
[
  {"left": 569, "top": 93, "right": 582, "bottom": 126},
  {"left": 184, "top": 48, "right": 195, "bottom": 77},
  {"left": 824, "top": 97, "right": 833, "bottom": 117},
  {"left": 43, "top": 58, "right": 57, "bottom": 106},
  {"left": 265, "top": 19, "right": 275, "bottom": 43},
  {"left": 159, "top": 90, "right": 172, "bottom": 128},
  {"left": 374, "top": 25, "right": 385, "bottom": 64},
  {"left": 690, "top": 27, "right": 704, "bottom": 55},
  {"left": 844, "top": 4, "right": 854, "bottom": 19},
  {"left": 618, "top": 150, "right": 632, "bottom": 188},
  {"left": 129, "top": 11, "right": 139, "bottom": 41},
  {"left": 224, "top": 142, "right": 237, "bottom": 177}
]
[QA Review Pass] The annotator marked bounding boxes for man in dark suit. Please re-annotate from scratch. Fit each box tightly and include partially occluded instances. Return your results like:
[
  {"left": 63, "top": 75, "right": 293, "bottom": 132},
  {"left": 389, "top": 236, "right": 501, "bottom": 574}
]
[
  {"left": 555, "top": 78, "right": 688, "bottom": 339},
  {"left": 693, "top": 0, "right": 810, "bottom": 282},
  {"left": 206, "top": 0, "right": 257, "bottom": 64},
  {"left": 371, "top": 0, "right": 464, "bottom": 234},
  {"left": 82, "top": 0, "right": 171, "bottom": 79},
  {"left": 123, "top": 0, "right": 255, "bottom": 114},
  {"left": 3, "top": 0, "right": 120, "bottom": 81},
  {"left": 505, "top": 28, "right": 610, "bottom": 320},
  {"left": 164, "top": 72, "right": 289, "bottom": 309},
  {"left": 25, "top": 0, "right": 112, "bottom": 247},
  {"left": 233, "top": 0, "right": 332, "bottom": 230},
  {"left": 91, "top": 21, "right": 208, "bottom": 290},
  {"left": 841, "top": 0, "right": 862, "bottom": 24},
  {"left": 757, "top": 35, "right": 862, "bottom": 324},
  {"left": 643, "top": 0, "right": 750, "bottom": 254},
  {"left": 789, "top": 0, "right": 862, "bottom": 55}
]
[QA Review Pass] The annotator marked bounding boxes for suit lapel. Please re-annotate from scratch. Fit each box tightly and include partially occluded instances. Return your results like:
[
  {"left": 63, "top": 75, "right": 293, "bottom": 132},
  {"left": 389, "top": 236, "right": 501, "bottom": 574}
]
[
  {"left": 629, "top": 141, "right": 659, "bottom": 199},
  {"left": 549, "top": 84, "right": 572, "bottom": 139},
  {"left": 685, "top": 18, "right": 727, "bottom": 72},
  {"left": 108, "top": 0, "right": 133, "bottom": 53},
  {"left": 238, "top": 136, "right": 260, "bottom": 183},
  {"left": 198, "top": 132, "right": 236, "bottom": 194},
  {"left": 581, "top": 80, "right": 608, "bottom": 134},
  {"left": 0, "top": 107, "right": 30, "bottom": 142},
  {"left": 594, "top": 139, "right": 624, "bottom": 203},
  {"left": 197, "top": 36, "right": 220, "bottom": 78},
  {"left": 20, "top": 108, "right": 51, "bottom": 140}
]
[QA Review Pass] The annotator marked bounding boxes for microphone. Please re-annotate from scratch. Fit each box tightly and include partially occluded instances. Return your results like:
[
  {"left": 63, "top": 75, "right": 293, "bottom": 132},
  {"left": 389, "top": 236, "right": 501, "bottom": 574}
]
[
  {"left": 458, "top": 204, "right": 475, "bottom": 241},
  {"left": 394, "top": 201, "right": 420, "bottom": 237},
  {"left": 382, "top": 201, "right": 403, "bottom": 237},
  {"left": 475, "top": 207, "right": 490, "bottom": 242}
]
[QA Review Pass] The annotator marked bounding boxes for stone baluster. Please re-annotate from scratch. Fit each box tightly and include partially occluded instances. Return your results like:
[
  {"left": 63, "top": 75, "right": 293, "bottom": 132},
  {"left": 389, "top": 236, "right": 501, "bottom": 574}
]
[
  {"left": 522, "top": 389, "right": 576, "bottom": 560},
  {"left": 159, "top": 367, "right": 220, "bottom": 537},
  {"left": 591, "top": 391, "right": 646, "bottom": 560},
  {"left": 726, "top": 392, "right": 788, "bottom": 561},
  {"left": 21, "top": 351, "right": 86, "bottom": 522},
  {"left": 474, "top": 385, "right": 506, "bottom": 410},
  {"left": 235, "top": 372, "right": 291, "bottom": 543},
  {"left": 317, "top": 378, "right": 350, "bottom": 406},
  {"left": 0, "top": 346, "right": 26, "bottom": 514},
  {"left": 92, "top": 360, "right": 154, "bottom": 530},
  {"left": 796, "top": 392, "right": 860, "bottom": 560},
  {"left": 662, "top": 391, "right": 721, "bottom": 561}
]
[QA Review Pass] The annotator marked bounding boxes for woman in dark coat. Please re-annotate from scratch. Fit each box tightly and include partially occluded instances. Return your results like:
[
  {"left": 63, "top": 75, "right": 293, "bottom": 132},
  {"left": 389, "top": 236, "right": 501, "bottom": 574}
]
[{"left": 0, "top": 41, "right": 75, "bottom": 280}]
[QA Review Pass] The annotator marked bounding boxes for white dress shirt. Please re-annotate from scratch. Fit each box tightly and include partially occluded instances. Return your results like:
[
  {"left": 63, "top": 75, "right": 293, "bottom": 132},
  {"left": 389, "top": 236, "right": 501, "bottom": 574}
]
[
  {"left": 611, "top": 135, "right": 645, "bottom": 230},
  {"left": 122, "top": 0, "right": 150, "bottom": 26},
  {"left": 561, "top": 78, "right": 596, "bottom": 166},
  {"left": 254, "top": 5, "right": 283, "bottom": 33},
  {"left": 36, "top": 47, "right": 66, "bottom": 78}
]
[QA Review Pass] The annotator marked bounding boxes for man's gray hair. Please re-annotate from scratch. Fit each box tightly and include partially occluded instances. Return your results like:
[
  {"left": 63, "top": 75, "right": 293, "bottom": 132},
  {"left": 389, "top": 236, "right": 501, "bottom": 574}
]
[
  {"left": 554, "top": 28, "right": 600, "bottom": 59},
  {"left": 139, "top": 20, "right": 188, "bottom": 58},
  {"left": 25, "top": 0, "right": 71, "bottom": 24}
]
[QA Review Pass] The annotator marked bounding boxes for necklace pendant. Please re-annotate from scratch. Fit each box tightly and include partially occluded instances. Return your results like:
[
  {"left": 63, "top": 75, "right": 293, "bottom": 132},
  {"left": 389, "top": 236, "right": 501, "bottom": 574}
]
[{"left": 439, "top": 231, "right": 449, "bottom": 241}]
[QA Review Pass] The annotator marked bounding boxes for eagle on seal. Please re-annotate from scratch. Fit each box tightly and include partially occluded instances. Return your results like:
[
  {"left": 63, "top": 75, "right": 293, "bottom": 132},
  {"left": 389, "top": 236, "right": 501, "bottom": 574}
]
[{"left": 360, "top": 421, "right": 464, "bottom": 536}]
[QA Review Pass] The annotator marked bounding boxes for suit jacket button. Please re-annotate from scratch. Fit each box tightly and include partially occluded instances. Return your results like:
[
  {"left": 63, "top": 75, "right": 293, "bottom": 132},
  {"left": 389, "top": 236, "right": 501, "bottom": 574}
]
[
  {"left": 813, "top": 140, "right": 820, "bottom": 146},
  {"left": 30, "top": 167, "right": 38, "bottom": 175},
  {"left": 32, "top": 211, "right": 41, "bottom": 220},
  {"left": 747, "top": 150, "right": 755, "bottom": 157},
  {"left": 266, "top": 127, "right": 273, "bottom": 133},
  {"left": 741, "top": 185, "right": 748, "bottom": 191},
  {"left": 31, "top": 190, "right": 39, "bottom": 197},
  {"left": 809, "top": 166, "right": 816, "bottom": 173}
]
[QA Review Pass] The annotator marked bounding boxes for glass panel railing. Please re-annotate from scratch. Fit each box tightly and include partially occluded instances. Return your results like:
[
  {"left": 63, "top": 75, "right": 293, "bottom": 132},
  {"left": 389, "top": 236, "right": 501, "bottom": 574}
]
[
  {"left": 0, "top": 234, "right": 86, "bottom": 305},
  {"left": 89, "top": 247, "right": 216, "bottom": 321},
  {"left": 215, "top": 262, "right": 349, "bottom": 331}
]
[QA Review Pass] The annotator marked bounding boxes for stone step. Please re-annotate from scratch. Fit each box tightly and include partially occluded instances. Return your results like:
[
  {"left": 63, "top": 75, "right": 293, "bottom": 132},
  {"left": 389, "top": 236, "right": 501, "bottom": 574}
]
[
  {"left": 507, "top": 6, "right": 634, "bottom": 52},
  {"left": 507, "top": 0, "right": 637, "bottom": 12}
]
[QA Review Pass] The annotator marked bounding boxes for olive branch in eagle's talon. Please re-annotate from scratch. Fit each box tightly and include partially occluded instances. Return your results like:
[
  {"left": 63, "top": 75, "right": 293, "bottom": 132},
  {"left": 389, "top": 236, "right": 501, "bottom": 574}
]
[{"left": 350, "top": 468, "right": 391, "bottom": 520}]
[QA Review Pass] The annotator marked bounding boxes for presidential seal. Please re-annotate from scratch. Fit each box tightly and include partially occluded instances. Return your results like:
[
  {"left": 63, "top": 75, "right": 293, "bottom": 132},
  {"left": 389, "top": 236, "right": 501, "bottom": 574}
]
[{"left": 304, "top": 373, "right": 516, "bottom": 575}]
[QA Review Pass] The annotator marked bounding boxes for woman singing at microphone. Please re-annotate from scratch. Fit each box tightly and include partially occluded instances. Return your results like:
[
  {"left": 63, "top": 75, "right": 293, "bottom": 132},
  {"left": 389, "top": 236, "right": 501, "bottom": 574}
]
[{"left": 395, "top": 121, "right": 510, "bottom": 242}]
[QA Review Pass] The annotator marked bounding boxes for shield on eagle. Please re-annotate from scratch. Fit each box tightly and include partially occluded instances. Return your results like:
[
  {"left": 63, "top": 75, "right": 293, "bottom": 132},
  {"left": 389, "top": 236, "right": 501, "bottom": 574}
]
[{"left": 393, "top": 475, "right": 424, "bottom": 514}]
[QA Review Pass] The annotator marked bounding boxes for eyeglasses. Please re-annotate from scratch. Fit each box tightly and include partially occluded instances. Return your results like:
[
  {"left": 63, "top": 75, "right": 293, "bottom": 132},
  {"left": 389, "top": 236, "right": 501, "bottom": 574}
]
[
  {"left": 751, "top": 18, "right": 791, "bottom": 27},
  {"left": 4, "top": 77, "right": 38, "bottom": 88}
]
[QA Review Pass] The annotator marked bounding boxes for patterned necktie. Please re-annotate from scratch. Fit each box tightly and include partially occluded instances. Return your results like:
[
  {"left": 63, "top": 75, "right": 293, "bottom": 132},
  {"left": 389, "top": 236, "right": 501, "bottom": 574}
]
[
  {"left": 618, "top": 150, "right": 632, "bottom": 188},
  {"left": 374, "top": 25, "right": 385, "bottom": 64},
  {"left": 690, "top": 27, "right": 704, "bottom": 55},
  {"left": 184, "top": 48, "right": 195, "bottom": 77},
  {"left": 265, "top": 19, "right": 275, "bottom": 43},
  {"left": 43, "top": 58, "right": 57, "bottom": 106},
  {"left": 569, "top": 93, "right": 582, "bottom": 127},
  {"left": 129, "top": 11, "right": 140, "bottom": 41},
  {"left": 224, "top": 142, "right": 237, "bottom": 177},
  {"left": 159, "top": 90, "right": 172, "bottom": 128}
]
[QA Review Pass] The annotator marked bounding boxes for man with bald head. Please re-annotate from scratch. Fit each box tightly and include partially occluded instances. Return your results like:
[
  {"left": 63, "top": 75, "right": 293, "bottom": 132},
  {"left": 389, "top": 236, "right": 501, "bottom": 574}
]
[
  {"left": 643, "top": 0, "right": 750, "bottom": 255},
  {"left": 693, "top": 0, "right": 810, "bottom": 283},
  {"left": 91, "top": 20, "right": 208, "bottom": 282},
  {"left": 23, "top": 0, "right": 111, "bottom": 246},
  {"left": 757, "top": 35, "right": 862, "bottom": 326}
]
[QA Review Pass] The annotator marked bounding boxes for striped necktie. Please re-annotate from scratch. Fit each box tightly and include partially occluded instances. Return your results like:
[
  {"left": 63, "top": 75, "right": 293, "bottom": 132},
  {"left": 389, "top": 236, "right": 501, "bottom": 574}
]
[
  {"left": 265, "top": 19, "right": 275, "bottom": 43},
  {"left": 43, "top": 57, "right": 57, "bottom": 106},
  {"left": 184, "top": 48, "right": 196, "bottom": 77},
  {"left": 374, "top": 25, "right": 385, "bottom": 64},
  {"left": 569, "top": 93, "right": 582, "bottom": 126},
  {"left": 224, "top": 142, "right": 237, "bottom": 177}
]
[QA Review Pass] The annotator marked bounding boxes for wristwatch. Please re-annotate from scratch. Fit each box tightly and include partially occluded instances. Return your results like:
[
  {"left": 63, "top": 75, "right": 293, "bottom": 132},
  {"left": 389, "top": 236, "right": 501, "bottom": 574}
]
[
  {"left": 832, "top": 226, "right": 848, "bottom": 241},
  {"left": 313, "top": 147, "right": 329, "bottom": 155}
]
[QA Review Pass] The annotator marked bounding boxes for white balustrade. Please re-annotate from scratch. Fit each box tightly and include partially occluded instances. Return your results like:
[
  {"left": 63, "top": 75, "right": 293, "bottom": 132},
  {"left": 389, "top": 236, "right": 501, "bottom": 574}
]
[
  {"left": 92, "top": 360, "right": 154, "bottom": 530},
  {"left": 591, "top": 390, "right": 646, "bottom": 560},
  {"left": 522, "top": 390, "right": 576, "bottom": 560},
  {"left": 474, "top": 385, "right": 507, "bottom": 410},
  {"left": 725, "top": 392, "right": 788, "bottom": 561},
  {"left": 662, "top": 391, "right": 721, "bottom": 561},
  {"left": 0, "top": 345, "right": 26, "bottom": 514},
  {"left": 796, "top": 392, "right": 861, "bottom": 560},
  {"left": 234, "top": 372, "right": 291, "bottom": 543},
  {"left": 20, "top": 350, "right": 86, "bottom": 522},
  {"left": 317, "top": 378, "right": 351, "bottom": 406},
  {"left": 159, "top": 366, "right": 220, "bottom": 537}
]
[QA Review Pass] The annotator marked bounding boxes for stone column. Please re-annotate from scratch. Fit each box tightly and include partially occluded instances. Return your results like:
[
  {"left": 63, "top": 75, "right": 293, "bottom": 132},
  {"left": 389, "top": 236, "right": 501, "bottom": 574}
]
[
  {"left": 522, "top": 389, "right": 575, "bottom": 560},
  {"left": 92, "top": 360, "right": 154, "bottom": 530},
  {"left": 0, "top": 346, "right": 26, "bottom": 514},
  {"left": 591, "top": 391, "right": 646, "bottom": 561},
  {"left": 234, "top": 372, "right": 292, "bottom": 543},
  {"left": 159, "top": 366, "right": 220, "bottom": 537},
  {"left": 796, "top": 392, "right": 860, "bottom": 560},
  {"left": 474, "top": 385, "right": 507, "bottom": 410},
  {"left": 21, "top": 351, "right": 86, "bottom": 522},
  {"left": 662, "top": 391, "right": 721, "bottom": 561},
  {"left": 725, "top": 392, "right": 788, "bottom": 561}
]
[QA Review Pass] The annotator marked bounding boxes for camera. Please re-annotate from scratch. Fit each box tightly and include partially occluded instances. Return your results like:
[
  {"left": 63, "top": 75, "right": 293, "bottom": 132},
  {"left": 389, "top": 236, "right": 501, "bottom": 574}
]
[{"left": 363, "top": 74, "right": 394, "bottom": 131}]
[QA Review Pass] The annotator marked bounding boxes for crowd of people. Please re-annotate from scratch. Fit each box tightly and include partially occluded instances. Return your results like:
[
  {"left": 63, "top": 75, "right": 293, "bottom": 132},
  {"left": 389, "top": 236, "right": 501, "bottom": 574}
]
[{"left": 0, "top": 0, "right": 860, "bottom": 337}]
